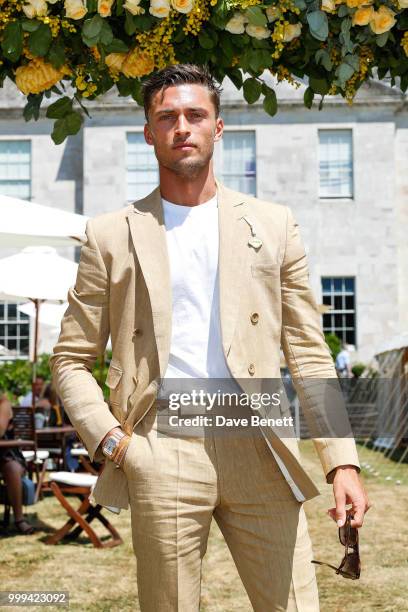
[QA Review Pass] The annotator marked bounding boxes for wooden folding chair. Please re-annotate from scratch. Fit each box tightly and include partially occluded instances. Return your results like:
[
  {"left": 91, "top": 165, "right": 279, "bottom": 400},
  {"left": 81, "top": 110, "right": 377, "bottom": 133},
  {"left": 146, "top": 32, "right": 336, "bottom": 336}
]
[
  {"left": 44, "top": 471, "right": 122, "bottom": 548},
  {"left": 11, "top": 406, "right": 49, "bottom": 503}
]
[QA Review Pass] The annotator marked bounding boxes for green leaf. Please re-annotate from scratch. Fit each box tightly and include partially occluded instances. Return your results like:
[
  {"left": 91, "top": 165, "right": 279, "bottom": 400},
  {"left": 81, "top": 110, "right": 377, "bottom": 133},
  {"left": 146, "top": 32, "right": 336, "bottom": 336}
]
[
  {"left": 105, "top": 38, "right": 130, "bottom": 53},
  {"left": 47, "top": 39, "right": 66, "bottom": 69},
  {"left": 21, "top": 19, "right": 41, "bottom": 33},
  {"left": 51, "top": 112, "right": 83, "bottom": 145},
  {"left": 343, "top": 53, "right": 359, "bottom": 70},
  {"left": 293, "top": 0, "right": 307, "bottom": 9},
  {"left": 304, "top": 86, "right": 314, "bottom": 108},
  {"left": 124, "top": 11, "right": 137, "bottom": 35},
  {"left": 1, "top": 21, "right": 23, "bottom": 63},
  {"left": 307, "top": 10, "right": 329, "bottom": 42},
  {"left": 243, "top": 77, "right": 262, "bottom": 104},
  {"left": 337, "top": 4, "right": 349, "bottom": 17},
  {"left": 309, "top": 75, "right": 330, "bottom": 94},
  {"left": 246, "top": 6, "right": 267, "bottom": 27},
  {"left": 226, "top": 67, "right": 243, "bottom": 89},
  {"left": 83, "top": 14, "right": 104, "bottom": 39},
  {"left": 28, "top": 23, "right": 52, "bottom": 57},
  {"left": 198, "top": 29, "right": 215, "bottom": 49},
  {"left": 116, "top": 0, "right": 124, "bottom": 15},
  {"left": 315, "top": 49, "right": 332, "bottom": 71},
  {"left": 23, "top": 94, "right": 43, "bottom": 122},
  {"left": 263, "top": 89, "right": 277, "bottom": 116},
  {"left": 46, "top": 96, "right": 73, "bottom": 119},
  {"left": 376, "top": 32, "right": 389, "bottom": 47},
  {"left": 82, "top": 34, "right": 101, "bottom": 47},
  {"left": 337, "top": 62, "right": 355, "bottom": 86},
  {"left": 100, "top": 20, "right": 114, "bottom": 45}
]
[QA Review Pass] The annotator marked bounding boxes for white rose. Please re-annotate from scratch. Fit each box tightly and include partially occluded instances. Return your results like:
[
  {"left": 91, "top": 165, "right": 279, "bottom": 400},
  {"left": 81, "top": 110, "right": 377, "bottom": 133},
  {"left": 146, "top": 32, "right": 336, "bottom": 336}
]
[
  {"left": 171, "top": 0, "right": 194, "bottom": 13},
  {"left": 22, "top": 0, "right": 48, "bottom": 18},
  {"left": 398, "top": 0, "right": 408, "bottom": 7},
  {"left": 282, "top": 22, "right": 302, "bottom": 42},
  {"left": 64, "top": 0, "right": 87, "bottom": 19},
  {"left": 321, "top": 0, "right": 336, "bottom": 11},
  {"left": 149, "top": 0, "right": 171, "bottom": 17},
  {"left": 266, "top": 6, "right": 281, "bottom": 22},
  {"left": 123, "top": 0, "right": 145, "bottom": 14},
  {"left": 245, "top": 23, "right": 270, "bottom": 39},
  {"left": 225, "top": 12, "right": 246, "bottom": 34}
]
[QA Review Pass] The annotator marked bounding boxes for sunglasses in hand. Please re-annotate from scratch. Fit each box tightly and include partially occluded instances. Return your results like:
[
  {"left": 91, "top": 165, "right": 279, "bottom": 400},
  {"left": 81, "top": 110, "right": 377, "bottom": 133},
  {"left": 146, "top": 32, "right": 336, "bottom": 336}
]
[{"left": 311, "top": 513, "right": 361, "bottom": 580}]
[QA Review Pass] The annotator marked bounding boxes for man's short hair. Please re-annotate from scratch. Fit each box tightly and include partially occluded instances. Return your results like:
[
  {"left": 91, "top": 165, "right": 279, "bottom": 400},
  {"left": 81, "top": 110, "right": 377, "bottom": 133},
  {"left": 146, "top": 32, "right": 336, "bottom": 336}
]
[{"left": 141, "top": 63, "right": 223, "bottom": 121}]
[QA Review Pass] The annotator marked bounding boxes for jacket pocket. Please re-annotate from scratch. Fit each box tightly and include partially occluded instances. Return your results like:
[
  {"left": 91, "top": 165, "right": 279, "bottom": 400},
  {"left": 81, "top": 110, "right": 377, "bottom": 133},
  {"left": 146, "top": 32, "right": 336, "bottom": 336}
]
[{"left": 106, "top": 361, "right": 123, "bottom": 390}]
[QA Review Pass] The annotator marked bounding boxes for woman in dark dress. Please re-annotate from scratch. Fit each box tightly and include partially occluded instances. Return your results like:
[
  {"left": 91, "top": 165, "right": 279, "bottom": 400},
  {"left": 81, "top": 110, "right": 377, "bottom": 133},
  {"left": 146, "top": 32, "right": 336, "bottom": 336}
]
[{"left": 0, "top": 393, "right": 34, "bottom": 534}]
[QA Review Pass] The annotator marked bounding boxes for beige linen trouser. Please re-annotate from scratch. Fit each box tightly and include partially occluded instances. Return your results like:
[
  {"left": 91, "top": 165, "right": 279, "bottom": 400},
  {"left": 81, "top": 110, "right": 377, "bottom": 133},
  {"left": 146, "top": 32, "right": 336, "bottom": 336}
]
[{"left": 122, "top": 403, "right": 320, "bottom": 611}]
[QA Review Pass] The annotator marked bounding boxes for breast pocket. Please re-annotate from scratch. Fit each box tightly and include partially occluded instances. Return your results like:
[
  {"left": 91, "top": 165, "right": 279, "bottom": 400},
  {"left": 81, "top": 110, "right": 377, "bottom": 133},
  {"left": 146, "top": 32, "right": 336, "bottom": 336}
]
[
  {"left": 106, "top": 361, "right": 123, "bottom": 391},
  {"left": 251, "top": 262, "right": 280, "bottom": 278}
]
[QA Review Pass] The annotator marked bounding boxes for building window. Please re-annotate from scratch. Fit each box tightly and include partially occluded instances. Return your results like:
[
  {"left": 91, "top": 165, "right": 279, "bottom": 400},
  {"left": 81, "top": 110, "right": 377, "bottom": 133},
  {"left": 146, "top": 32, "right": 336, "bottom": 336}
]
[
  {"left": 0, "top": 301, "right": 30, "bottom": 359},
  {"left": 0, "top": 140, "right": 31, "bottom": 200},
  {"left": 321, "top": 277, "right": 356, "bottom": 346},
  {"left": 219, "top": 131, "right": 256, "bottom": 196},
  {"left": 318, "top": 129, "right": 353, "bottom": 199},
  {"left": 126, "top": 133, "right": 158, "bottom": 202}
]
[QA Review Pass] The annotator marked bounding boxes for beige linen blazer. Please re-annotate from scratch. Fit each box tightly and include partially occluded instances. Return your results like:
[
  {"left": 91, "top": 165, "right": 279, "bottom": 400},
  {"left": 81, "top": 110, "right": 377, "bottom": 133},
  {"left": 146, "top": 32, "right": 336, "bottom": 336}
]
[{"left": 50, "top": 177, "right": 360, "bottom": 509}]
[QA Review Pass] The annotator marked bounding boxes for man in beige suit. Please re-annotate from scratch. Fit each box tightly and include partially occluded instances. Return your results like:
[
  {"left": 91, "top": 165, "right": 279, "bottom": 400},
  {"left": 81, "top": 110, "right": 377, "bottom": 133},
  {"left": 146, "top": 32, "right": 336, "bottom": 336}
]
[{"left": 50, "top": 64, "right": 371, "bottom": 611}]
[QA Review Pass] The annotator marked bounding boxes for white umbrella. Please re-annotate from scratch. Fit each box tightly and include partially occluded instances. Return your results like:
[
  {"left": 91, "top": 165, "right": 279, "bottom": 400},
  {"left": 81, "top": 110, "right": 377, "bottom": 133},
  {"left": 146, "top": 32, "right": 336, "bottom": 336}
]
[
  {"left": 0, "top": 246, "right": 78, "bottom": 409},
  {"left": 0, "top": 194, "right": 88, "bottom": 248}
]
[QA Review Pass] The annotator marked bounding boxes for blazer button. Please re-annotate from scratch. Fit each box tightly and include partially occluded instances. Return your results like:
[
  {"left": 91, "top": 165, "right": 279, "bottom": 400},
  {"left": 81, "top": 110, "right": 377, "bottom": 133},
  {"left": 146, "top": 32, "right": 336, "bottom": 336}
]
[
  {"left": 250, "top": 312, "right": 259, "bottom": 324},
  {"left": 248, "top": 363, "right": 255, "bottom": 376},
  {"left": 133, "top": 328, "right": 143, "bottom": 337}
]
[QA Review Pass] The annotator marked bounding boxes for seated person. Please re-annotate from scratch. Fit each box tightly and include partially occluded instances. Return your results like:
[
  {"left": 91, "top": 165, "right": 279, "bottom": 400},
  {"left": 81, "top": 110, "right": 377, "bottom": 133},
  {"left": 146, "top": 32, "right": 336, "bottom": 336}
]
[{"left": 0, "top": 393, "right": 35, "bottom": 534}]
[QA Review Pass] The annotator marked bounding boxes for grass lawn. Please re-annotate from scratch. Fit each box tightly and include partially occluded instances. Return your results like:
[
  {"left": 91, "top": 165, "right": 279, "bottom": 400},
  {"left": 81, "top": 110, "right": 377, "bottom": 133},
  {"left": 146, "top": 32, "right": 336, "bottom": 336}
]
[{"left": 1, "top": 440, "right": 407, "bottom": 611}]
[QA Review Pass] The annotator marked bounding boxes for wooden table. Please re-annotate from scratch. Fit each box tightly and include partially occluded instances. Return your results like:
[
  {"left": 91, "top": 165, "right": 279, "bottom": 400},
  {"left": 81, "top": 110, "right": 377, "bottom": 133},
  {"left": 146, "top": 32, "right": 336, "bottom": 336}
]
[
  {"left": 0, "top": 439, "right": 35, "bottom": 449},
  {"left": 36, "top": 426, "right": 76, "bottom": 469}
]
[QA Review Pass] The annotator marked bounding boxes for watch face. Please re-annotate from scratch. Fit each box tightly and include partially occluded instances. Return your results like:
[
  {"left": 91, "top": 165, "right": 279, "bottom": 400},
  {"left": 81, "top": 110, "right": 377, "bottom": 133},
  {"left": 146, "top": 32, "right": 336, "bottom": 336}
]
[{"left": 104, "top": 438, "right": 116, "bottom": 456}]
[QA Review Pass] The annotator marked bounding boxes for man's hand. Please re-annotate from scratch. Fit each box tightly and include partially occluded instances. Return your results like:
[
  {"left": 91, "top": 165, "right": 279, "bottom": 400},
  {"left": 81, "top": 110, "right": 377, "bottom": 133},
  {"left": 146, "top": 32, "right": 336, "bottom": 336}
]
[{"left": 327, "top": 464, "right": 372, "bottom": 529}]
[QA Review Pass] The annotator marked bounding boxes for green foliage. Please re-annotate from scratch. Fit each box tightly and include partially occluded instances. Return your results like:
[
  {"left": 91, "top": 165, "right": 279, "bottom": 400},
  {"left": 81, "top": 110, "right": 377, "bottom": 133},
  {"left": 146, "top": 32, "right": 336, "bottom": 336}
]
[
  {"left": 324, "top": 332, "right": 342, "bottom": 360},
  {"left": 1, "top": 0, "right": 407, "bottom": 143}
]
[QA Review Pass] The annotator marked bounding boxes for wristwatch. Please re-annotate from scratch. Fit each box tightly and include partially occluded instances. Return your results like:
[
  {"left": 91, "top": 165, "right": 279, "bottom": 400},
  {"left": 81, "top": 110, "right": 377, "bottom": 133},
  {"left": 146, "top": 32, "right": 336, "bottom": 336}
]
[{"left": 102, "top": 429, "right": 131, "bottom": 468}]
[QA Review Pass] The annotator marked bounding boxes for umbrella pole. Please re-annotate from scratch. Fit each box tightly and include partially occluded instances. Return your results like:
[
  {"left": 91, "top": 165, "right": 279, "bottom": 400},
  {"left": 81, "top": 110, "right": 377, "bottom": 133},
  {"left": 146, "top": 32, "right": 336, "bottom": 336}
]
[{"left": 31, "top": 298, "right": 40, "bottom": 412}]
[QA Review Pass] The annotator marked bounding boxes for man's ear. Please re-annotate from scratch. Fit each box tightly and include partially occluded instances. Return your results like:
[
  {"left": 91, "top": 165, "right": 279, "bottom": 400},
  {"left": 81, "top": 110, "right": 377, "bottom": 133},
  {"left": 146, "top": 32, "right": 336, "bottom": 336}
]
[
  {"left": 144, "top": 122, "right": 153, "bottom": 145},
  {"left": 214, "top": 117, "right": 224, "bottom": 143}
]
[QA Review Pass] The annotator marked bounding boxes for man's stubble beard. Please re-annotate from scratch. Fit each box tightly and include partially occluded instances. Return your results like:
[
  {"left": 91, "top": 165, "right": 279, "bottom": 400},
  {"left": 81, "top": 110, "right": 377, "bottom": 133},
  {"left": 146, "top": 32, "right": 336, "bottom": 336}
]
[{"left": 154, "top": 141, "right": 215, "bottom": 179}]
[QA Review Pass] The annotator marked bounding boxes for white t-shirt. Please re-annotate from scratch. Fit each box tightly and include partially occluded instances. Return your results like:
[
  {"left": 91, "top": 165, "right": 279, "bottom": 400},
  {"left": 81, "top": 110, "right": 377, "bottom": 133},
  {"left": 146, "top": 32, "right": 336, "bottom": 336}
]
[{"left": 160, "top": 190, "right": 233, "bottom": 386}]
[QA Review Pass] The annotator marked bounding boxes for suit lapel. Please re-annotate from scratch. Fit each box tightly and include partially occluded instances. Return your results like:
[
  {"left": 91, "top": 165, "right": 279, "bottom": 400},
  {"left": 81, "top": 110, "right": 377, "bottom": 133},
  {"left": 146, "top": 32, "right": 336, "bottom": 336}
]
[
  {"left": 216, "top": 178, "right": 250, "bottom": 358},
  {"left": 126, "top": 187, "right": 172, "bottom": 378},
  {"left": 126, "top": 178, "right": 251, "bottom": 377}
]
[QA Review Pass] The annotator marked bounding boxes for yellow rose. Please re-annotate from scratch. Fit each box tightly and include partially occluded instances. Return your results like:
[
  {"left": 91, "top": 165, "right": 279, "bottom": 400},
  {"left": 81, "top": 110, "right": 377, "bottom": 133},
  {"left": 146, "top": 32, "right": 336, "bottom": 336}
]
[
  {"left": 283, "top": 22, "right": 302, "bottom": 42},
  {"left": 64, "top": 0, "right": 87, "bottom": 19},
  {"left": 321, "top": 0, "right": 336, "bottom": 12},
  {"left": 22, "top": 0, "right": 48, "bottom": 18},
  {"left": 171, "top": 0, "right": 194, "bottom": 13},
  {"left": 352, "top": 5, "right": 374, "bottom": 25},
  {"left": 121, "top": 50, "right": 155, "bottom": 78},
  {"left": 15, "top": 58, "right": 71, "bottom": 95},
  {"left": 225, "top": 12, "right": 246, "bottom": 34},
  {"left": 149, "top": 0, "right": 170, "bottom": 18},
  {"left": 123, "top": 0, "right": 145, "bottom": 14},
  {"left": 245, "top": 23, "right": 270, "bottom": 39},
  {"left": 105, "top": 52, "right": 127, "bottom": 73},
  {"left": 369, "top": 5, "right": 396, "bottom": 35},
  {"left": 97, "top": 0, "right": 114, "bottom": 17}
]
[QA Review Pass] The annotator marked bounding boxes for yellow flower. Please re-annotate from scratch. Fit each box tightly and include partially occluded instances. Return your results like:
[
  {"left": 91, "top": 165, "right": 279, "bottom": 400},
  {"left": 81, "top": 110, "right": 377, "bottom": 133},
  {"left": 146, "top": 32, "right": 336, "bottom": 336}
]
[
  {"left": 22, "top": 0, "right": 48, "bottom": 18},
  {"left": 105, "top": 52, "right": 127, "bottom": 73},
  {"left": 97, "top": 0, "right": 114, "bottom": 17},
  {"left": 321, "top": 0, "right": 336, "bottom": 12},
  {"left": 352, "top": 5, "right": 374, "bottom": 25},
  {"left": 123, "top": 0, "right": 145, "bottom": 14},
  {"left": 283, "top": 22, "right": 302, "bottom": 42},
  {"left": 15, "top": 58, "right": 71, "bottom": 95},
  {"left": 121, "top": 49, "right": 155, "bottom": 77},
  {"left": 369, "top": 5, "right": 396, "bottom": 35},
  {"left": 266, "top": 5, "right": 281, "bottom": 21},
  {"left": 64, "top": 0, "right": 87, "bottom": 19},
  {"left": 149, "top": 0, "right": 171, "bottom": 17},
  {"left": 246, "top": 23, "right": 270, "bottom": 39},
  {"left": 171, "top": 0, "right": 194, "bottom": 12}
]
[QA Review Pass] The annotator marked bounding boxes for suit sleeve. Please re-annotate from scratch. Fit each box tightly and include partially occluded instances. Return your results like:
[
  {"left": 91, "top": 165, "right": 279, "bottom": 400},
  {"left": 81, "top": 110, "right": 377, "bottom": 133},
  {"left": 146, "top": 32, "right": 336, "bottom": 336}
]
[
  {"left": 49, "top": 219, "right": 121, "bottom": 461},
  {"left": 280, "top": 206, "right": 361, "bottom": 484}
]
